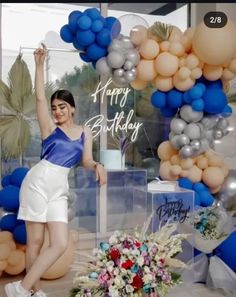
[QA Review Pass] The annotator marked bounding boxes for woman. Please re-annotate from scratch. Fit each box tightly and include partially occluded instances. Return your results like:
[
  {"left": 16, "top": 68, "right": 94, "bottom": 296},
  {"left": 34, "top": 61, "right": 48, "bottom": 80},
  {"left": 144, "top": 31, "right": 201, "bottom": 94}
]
[{"left": 5, "top": 44, "right": 107, "bottom": 297}]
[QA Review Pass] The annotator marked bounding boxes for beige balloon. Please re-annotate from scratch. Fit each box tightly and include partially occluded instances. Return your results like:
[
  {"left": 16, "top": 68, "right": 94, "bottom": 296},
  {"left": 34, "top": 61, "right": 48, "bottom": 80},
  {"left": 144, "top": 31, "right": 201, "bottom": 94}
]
[
  {"left": 168, "top": 41, "right": 185, "bottom": 57},
  {"left": 137, "top": 59, "right": 157, "bottom": 81},
  {"left": 222, "top": 68, "right": 235, "bottom": 81},
  {"left": 191, "top": 67, "right": 202, "bottom": 80},
  {"left": 154, "top": 52, "right": 179, "bottom": 77},
  {"left": 130, "top": 77, "right": 147, "bottom": 90},
  {"left": 5, "top": 250, "right": 25, "bottom": 275},
  {"left": 185, "top": 54, "right": 199, "bottom": 69},
  {"left": 202, "top": 167, "right": 225, "bottom": 188},
  {"left": 0, "top": 231, "right": 14, "bottom": 243},
  {"left": 177, "top": 66, "right": 191, "bottom": 80},
  {"left": 130, "top": 25, "right": 148, "bottom": 46},
  {"left": 229, "top": 59, "right": 236, "bottom": 73},
  {"left": 41, "top": 229, "right": 78, "bottom": 280},
  {"left": 173, "top": 72, "right": 195, "bottom": 91},
  {"left": 0, "top": 259, "right": 8, "bottom": 270},
  {"left": 160, "top": 41, "right": 170, "bottom": 52},
  {"left": 157, "top": 141, "right": 178, "bottom": 161},
  {"left": 192, "top": 20, "right": 236, "bottom": 65},
  {"left": 139, "top": 39, "right": 160, "bottom": 59},
  {"left": 180, "top": 157, "right": 195, "bottom": 170},
  {"left": 153, "top": 75, "right": 173, "bottom": 92},
  {"left": 203, "top": 64, "right": 223, "bottom": 81},
  {"left": 0, "top": 243, "right": 12, "bottom": 260}
]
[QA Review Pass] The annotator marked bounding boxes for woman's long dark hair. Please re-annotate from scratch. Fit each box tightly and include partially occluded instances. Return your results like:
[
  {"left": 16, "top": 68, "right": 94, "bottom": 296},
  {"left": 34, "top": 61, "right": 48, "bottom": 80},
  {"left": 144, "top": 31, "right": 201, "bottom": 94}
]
[{"left": 50, "top": 89, "right": 75, "bottom": 107}]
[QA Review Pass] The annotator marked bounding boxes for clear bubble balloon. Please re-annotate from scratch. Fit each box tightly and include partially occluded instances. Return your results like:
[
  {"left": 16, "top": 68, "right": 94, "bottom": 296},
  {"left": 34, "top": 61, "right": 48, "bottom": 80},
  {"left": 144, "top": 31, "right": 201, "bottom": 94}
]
[
  {"left": 141, "top": 157, "right": 160, "bottom": 181},
  {"left": 118, "top": 14, "right": 149, "bottom": 37}
]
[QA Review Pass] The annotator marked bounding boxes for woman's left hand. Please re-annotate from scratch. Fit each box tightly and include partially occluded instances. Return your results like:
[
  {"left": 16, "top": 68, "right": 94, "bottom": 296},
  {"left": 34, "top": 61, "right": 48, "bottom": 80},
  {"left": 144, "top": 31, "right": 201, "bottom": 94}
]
[{"left": 95, "top": 164, "right": 107, "bottom": 186}]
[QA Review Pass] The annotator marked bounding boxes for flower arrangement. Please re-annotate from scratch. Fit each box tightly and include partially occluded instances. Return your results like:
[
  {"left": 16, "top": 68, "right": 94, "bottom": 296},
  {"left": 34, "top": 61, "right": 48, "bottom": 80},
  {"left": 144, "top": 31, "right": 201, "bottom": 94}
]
[
  {"left": 70, "top": 219, "right": 189, "bottom": 297},
  {"left": 178, "top": 204, "right": 235, "bottom": 254}
]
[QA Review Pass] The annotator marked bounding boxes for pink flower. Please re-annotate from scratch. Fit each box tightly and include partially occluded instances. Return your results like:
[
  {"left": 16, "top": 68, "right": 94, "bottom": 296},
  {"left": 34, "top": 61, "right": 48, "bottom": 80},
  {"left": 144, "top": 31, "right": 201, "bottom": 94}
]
[{"left": 98, "top": 272, "right": 110, "bottom": 284}]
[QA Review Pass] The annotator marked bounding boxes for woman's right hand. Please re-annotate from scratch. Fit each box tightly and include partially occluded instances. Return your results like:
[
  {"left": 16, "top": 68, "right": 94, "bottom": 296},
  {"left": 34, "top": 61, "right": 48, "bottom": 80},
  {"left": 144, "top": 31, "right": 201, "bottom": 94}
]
[{"left": 34, "top": 43, "right": 47, "bottom": 66}]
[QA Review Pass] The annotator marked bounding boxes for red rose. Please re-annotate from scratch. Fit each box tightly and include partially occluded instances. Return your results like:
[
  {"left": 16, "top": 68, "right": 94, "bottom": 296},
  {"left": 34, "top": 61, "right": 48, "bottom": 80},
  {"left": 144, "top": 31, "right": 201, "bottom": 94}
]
[
  {"left": 121, "top": 259, "right": 134, "bottom": 269},
  {"left": 109, "top": 248, "right": 121, "bottom": 261},
  {"left": 134, "top": 241, "right": 142, "bottom": 248},
  {"left": 132, "top": 275, "right": 143, "bottom": 290}
]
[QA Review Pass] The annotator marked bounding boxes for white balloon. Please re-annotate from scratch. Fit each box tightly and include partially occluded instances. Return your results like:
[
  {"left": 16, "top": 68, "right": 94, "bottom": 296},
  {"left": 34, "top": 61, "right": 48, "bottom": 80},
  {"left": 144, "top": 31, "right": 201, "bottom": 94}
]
[{"left": 107, "top": 51, "right": 125, "bottom": 69}]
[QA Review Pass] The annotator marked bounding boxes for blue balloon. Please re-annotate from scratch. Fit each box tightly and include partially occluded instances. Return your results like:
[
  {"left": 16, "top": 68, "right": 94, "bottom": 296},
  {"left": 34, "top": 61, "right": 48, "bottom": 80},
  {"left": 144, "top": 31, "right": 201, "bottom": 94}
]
[
  {"left": 10, "top": 167, "right": 29, "bottom": 188},
  {"left": 80, "top": 52, "right": 93, "bottom": 63},
  {"left": 178, "top": 177, "right": 193, "bottom": 190},
  {"left": 72, "top": 38, "right": 85, "bottom": 51},
  {"left": 216, "top": 231, "right": 236, "bottom": 271},
  {"left": 0, "top": 213, "right": 17, "bottom": 232},
  {"left": 151, "top": 91, "right": 166, "bottom": 108},
  {"left": 197, "top": 82, "right": 206, "bottom": 93},
  {"left": 96, "top": 28, "right": 112, "bottom": 47},
  {"left": 77, "top": 15, "right": 92, "bottom": 30},
  {"left": 221, "top": 105, "right": 232, "bottom": 117},
  {"left": 189, "top": 85, "right": 204, "bottom": 100},
  {"left": 86, "top": 43, "right": 107, "bottom": 61},
  {"left": 191, "top": 99, "right": 204, "bottom": 111},
  {"left": 91, "top": 19, "right": 104, "bottom": 33},
  {"left": 13, "top": 223, "right": 27, "bottom": 245},
  {"left": 0, "top": 185, "right": 20, "bottom": 211},
  {"left": 105, "top": 17, "right": 121, "bottom": 38},
  {"left": 161, "top": 107, "right": 177, "bottom": 117},
  {"left": 76, "top": 30, "right": 95, "bottom": 46},
  {"left": 60, "top": 24, "right": 74, "bottom": 43},
  {"left": 166, "top": 89, "right": 183, "bottom": 108},
  {"left": 1, "top": 174, "right": 11, "bottom": 188},
  {"left": 193, "top": 182, "right": 207, "bottom": 192},
  {"left": 194, "top": 192, "right": 201, "bottom": 206},
  {"left": 183, "top": 91, "right": 192, "bottom": 104},
  {"left": 207, "top": 80, "right": 223, "bottom": 89},
  {"left": 68, "top": 10, "right": 82, "bottom": 32},
  {"left": 203, "top": 89, "right": 227, "bottom": 114},
  {"left": 199, "top": 190, "right": 214, "bottom": 207},
  {"left": 84, "top": 8, "right": 101, "bottom": 20}
]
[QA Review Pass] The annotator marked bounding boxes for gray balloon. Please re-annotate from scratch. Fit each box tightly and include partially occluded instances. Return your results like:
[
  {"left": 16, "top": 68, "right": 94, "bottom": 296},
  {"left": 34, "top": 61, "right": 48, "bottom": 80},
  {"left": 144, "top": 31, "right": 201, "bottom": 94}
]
[
  {"left": 125, "top": 49, "right": 140, "bottom": 66},
  {"left": 213, "top": 129, "right": 224, "bottom": 140},
  {"left": 131, "top": 67, "right": 137, "bottom": 75},
  {"left": 107, "top": 51, "right": 125, "bottom": 69},
  {"left": 217, "top": 169, "right": 236, "bottom": 209},
  {"left": 113, "top": 68, "right": 124, "bottom": 78},
  {"left": 199, "top": 138, "right": 211, "bottom": 153},
  {"left": 124, "top": 70, "right": 136, "bottom": 82},
  {"left": 170, "top": 118, "right": 186, "bottom": 135},
  {"left": 178, "top": 134, "right": 190, "bottom": 146},
  {"left": 180, "top": 105, "right": 203, "bottom": 123},
  {"left": 96, "top": 57, "right": 112, "bottom": 76},
  {"left": 216, "top": 117, "right": 229, "bottom": 130},
  {"left": 124, "top": 60, "right": 134, "bottom": 70},
  {"left": 179, "top": 145, "right": 194, "bottom": 158},
  {"left": 184, "top": 123, "right": 201, "bottom": 140}
]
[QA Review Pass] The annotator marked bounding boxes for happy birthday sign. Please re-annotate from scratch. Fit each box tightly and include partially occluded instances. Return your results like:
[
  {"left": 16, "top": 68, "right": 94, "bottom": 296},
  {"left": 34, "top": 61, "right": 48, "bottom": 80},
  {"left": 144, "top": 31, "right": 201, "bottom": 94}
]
[{"left": 85, "top": 78, "right": 143, "bottom": 142}]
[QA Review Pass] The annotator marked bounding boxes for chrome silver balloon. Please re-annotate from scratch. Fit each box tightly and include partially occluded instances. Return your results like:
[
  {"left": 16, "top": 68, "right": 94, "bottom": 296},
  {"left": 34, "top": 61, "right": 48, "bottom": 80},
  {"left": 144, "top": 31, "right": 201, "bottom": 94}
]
[
  {"left": 180, "top": 105, "right": 203, "bottom": 123},
  {"left": 178, "top": 134, "right": 190, "bottom": 146},
  {"left": 125, "top": 49, "right": 140, "bottom": 66},
  {"left": 124, "top": 70, "right": 136, "bottom": 82},
  {"left": 217, "top": 169, "right": 236, "bottom": 210},
  {"left": 107, "top": 51, "right": 125, "bottom": 69},
  {"left": 184, "top": 123, "right": 201, "bottom": 140},
  {"left": 179, "top": 145, "right": 194, "bottom": 158},
  {"left": 95, "top": 57, "right": 112, "bottom": 76},
  {"left": 213, "top": 129, "right": 224, "bottom": 140},
  {"left": 113, "top": 68, "right": 125, "bottom": 78},
  {"left": 124, "top": 60, "right": 134, "bottom": 70}
]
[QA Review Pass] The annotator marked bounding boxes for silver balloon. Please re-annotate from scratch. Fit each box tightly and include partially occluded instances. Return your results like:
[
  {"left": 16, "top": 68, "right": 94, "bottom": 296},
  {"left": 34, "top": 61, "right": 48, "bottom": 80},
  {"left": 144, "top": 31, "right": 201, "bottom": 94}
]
[
  {"left": 180, "top": 105, "right": 203, "bottom": 123},
  {"left": 125, "top": 49, "right": 140, "bottom": 66},
  {"left": 184, "top": 123, "right": 201, "bottom": 140},
  {"left": 170, "top": 118, "right": 186, "bottom": 135},
  {"left": 216, "top": 117, "right": 229, "bottom": 130},
  {"left": 124, "top": 70, "right": 136, "bottom": 82},
  {"left": 179, "top": 145, "right": 194, "bottom": 158},
  {"left": 124, "top": 60, "right": 134, "bottom": 70},
  {"left": 107, "top": 51, "right": 125, "bottom": 69},
  {"left": 130, "top": 67, "right": 137, "bottom": 75},
  {"left": 201, "top": 115, "right": 219, "bottom": 130},
  {"left": 113, "top": 68, "right": 124, "bottom": 78},
  {"left": 170, "top": 135, "right": 181, "bottom": 149},
  {"left": 120, "top": 36, "right": 134, "bottom": 49},
  {"left": 217, "top": 169, "right": 236, "bottom": 210},
  {"left": 213, "top": 129, "right": 224, "bottom": 140},
  {"left": 108, "top": 39, "right": 123, "bottom": 52},
  {"left": 178, "top": 134, "right": 190, "bottom": 146},
  {"left": 141, "top": 157, "right": 160, "bottom": 180},
  {"left": 190, "top": 139, "right": 201, "bottom": 152},
  {"left": 95, "top": 57, "right": 112, "bottom": 76},
  {"left": 112, "top": 75, "right": 128, "bottom": 87},
  {"left": 199, "top": 138, "right": 211, "bottom": 153}
]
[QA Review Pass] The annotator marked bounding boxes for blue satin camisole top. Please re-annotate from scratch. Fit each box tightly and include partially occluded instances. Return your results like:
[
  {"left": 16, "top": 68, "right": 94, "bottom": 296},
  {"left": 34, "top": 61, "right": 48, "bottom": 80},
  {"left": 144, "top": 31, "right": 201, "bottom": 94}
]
[{"left": 40, "top": 127, "right": 85, "bottom": 168}]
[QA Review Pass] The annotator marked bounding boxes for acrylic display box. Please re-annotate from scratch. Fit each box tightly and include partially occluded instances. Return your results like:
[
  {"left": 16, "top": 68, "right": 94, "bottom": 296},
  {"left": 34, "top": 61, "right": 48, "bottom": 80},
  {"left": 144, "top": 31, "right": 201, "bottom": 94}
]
[{"left": 69, "top": 167, "right": 147, "bottom": 248}]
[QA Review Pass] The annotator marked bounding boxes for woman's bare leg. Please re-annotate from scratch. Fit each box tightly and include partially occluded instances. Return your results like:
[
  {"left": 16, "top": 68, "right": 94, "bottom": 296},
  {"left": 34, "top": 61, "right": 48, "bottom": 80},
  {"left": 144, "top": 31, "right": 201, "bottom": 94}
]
[
  {"left": 25, "top": 221, "right": 45, "bottom": 292},
  {"left": 21, "top": 221, "right": 68, "bottom": 291}
]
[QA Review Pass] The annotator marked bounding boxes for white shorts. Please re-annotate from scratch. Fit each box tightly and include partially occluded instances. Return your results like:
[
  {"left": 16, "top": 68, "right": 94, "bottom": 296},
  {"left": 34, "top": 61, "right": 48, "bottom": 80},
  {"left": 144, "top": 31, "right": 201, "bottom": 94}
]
[{"left": 17, "top": 159, "right": 70, "bottom": 223}]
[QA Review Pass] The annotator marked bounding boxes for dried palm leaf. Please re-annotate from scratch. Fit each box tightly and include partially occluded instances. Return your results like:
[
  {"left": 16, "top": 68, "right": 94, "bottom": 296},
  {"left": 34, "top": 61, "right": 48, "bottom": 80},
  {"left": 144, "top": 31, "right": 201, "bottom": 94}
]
[{"left": 149, "top": 21, "right": 173, "bottom": 41}]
